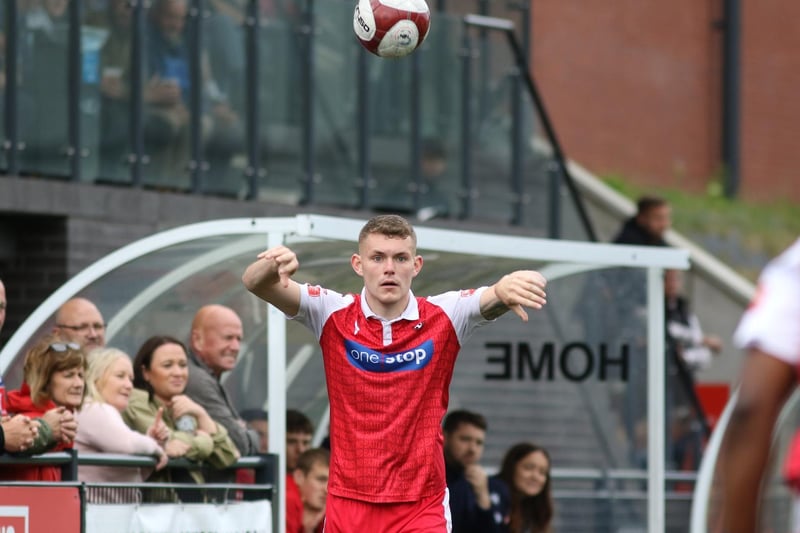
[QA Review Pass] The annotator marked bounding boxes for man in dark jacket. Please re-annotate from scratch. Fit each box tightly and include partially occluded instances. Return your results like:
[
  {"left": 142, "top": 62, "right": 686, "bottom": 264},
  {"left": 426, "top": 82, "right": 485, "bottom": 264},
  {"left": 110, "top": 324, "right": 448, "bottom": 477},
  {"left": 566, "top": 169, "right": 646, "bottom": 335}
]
[
  {"left": 443, "top": 410, "right": 509, "bottom": 533},
  {"left": 613, "top": 195, "right": 671, "bottom": 246}
]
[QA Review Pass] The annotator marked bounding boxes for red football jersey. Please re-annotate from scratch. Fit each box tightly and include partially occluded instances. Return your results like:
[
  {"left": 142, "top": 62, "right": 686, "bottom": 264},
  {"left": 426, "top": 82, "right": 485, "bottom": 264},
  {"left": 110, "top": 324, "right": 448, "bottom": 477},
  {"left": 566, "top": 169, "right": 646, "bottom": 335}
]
[{"left": 293, "top": 285, "right": 488, "bottom": 503}]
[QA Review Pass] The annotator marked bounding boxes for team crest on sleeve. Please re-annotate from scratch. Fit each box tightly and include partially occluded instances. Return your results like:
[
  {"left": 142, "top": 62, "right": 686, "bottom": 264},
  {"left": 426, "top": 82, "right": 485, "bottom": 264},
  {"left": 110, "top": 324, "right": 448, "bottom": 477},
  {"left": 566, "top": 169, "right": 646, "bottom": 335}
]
[
  {"left": 345, "top": 339, "right": 434, "bottom": 372},
  {"left": 308, "top": 285, "right": 322, "bottom": 297},
  {"left": 460, "top": 289, "right": 477, "bottom": 297}
]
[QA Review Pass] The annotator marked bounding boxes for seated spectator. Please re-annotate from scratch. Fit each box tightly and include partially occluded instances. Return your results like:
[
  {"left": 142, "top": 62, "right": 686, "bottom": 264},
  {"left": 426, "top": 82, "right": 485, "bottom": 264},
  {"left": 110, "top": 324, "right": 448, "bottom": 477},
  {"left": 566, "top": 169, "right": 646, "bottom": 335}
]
[
  {"left": 75, "top": 347, "right": 168, "bottom": 502},
  {"left": 240, "top": 408, "right": 269, "bottom": 454},
  {"left": 495, "top": 442, "right": 554, "bottom": 533},
  {"left": 0, "top": 335, "right": 86, "bottom": 481},
  {"left": 122, "top": 335, "right": 239, "bottom": 502},
  {"left": 53, "top": 297, "right": 107, "bottom": 351},
  {"left": 144, "top": 0, "right": 244, "bottom": 192},
  {"left": 287, "top": 447, "right": 329, "bottom": 533},
  {"left": 285, "top": 409, "right": 314, "bottom": 533},
  {"left": 443, "top": 409, "right": 509, "bottom": 533}
]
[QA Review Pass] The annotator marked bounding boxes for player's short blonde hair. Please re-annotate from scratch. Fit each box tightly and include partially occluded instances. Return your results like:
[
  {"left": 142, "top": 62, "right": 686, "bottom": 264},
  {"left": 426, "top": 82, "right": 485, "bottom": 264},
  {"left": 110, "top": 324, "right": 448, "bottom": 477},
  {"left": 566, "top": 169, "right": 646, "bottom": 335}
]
[{"left": 358, "top": 215, "right": 417, "bottom": 248}]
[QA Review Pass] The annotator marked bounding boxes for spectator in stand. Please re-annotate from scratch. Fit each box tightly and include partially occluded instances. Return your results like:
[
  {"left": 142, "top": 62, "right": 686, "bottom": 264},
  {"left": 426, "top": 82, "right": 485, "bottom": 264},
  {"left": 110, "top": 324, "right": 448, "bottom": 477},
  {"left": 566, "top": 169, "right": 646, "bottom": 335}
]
[
  {"left": 0, "top": 335, "right": 86, "bottom": 480},
  {"left": 495, "top": 442, "right": 553, "bottom": 533},
  {"left": 285, "top": 409, "right": 314, "bottom": 533},
  {"left": 443, "top": 409, "right": 509, "bottom": 533},
  {"left": 53, "top": 297, "right": 107, "bottom": 351},
  {"left": 612, "top": 195, "right": 671, "bottom": 246},
  {"left": 75, "top": 347, "right": 169, "bottom": 502},
  {"left": 720, "top": 237, "right": 800, "bottom": 533},
  {"left": 664, "top": 269, "right": 723, "bottom": 371},
  {"left": 287, "top": 447, "right": 329, "bottom": 533},
  {"left": 144, "top": 0, "right": 244, "bottom": 191},
  {"left": 241, "top": 407, "right": 269, "bottom": 453},
  {"left": 184, "top": 304, "right": 259, "bottom": 457},
  {"left": 123, "top": 335, "right": 239, "bottom": 502}
]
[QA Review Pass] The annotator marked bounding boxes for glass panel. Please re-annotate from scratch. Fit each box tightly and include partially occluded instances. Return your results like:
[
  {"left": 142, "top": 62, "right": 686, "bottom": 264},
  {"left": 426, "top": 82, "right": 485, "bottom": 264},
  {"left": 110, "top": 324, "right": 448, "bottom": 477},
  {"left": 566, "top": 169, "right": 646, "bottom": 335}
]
[
  {"left": 90, "top": 0, "right": 133, "bottom": 184},
  {"left": 200, "top": 0, "right": 247, "bottom": 197},
  {"left": 81, "top": 3, "right": 112, "bottom": 182},
  {"left": 18, "top": 0, "right": 72, "bottom": 177},
  {"left": 257, "top": 1, "right": 305, "bottom": 204},
  {"left": 0, "top": 2, "right": 6, "bottom": 171},
  {"left": 141, "top": 0, "right": 192, "bottom": 191},
  {"left": 311, "top": 0, "right": 359, "bottom": 208}
]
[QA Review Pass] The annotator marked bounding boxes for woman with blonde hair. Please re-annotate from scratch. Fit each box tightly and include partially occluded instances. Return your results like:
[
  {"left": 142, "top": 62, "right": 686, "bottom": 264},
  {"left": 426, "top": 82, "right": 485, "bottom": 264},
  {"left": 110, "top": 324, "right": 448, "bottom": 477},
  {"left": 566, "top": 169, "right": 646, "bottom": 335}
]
[
  {"left": 0, "top": 334, "right": 87, "bottom": 481},
  {"left": 75, "top": 347, "right": 169, "bottom": 502}
]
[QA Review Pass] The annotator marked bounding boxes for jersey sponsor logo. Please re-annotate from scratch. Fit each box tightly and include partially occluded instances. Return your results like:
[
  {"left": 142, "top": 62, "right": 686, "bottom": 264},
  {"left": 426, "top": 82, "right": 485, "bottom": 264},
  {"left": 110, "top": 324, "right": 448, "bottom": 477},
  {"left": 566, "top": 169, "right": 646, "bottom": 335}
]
[
  {"left": 460, "top": 289, "right": 476, "bottom": 297},
  {"left": 308, "top": 285, "right": 321, "bottom": 297},
  {"left": 345, "top": 339, "right": 434, "bottom": 372}
]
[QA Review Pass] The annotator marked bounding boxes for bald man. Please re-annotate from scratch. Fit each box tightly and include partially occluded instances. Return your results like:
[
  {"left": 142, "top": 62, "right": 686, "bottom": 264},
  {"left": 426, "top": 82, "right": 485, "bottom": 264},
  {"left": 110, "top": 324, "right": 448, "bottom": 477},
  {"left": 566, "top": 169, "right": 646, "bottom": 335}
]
[
  {"left": 183, "top": 305, "right": 259, "bottom": 456},
  {"left": 53, "top": 297, "right": 106, "bottom": 351}
]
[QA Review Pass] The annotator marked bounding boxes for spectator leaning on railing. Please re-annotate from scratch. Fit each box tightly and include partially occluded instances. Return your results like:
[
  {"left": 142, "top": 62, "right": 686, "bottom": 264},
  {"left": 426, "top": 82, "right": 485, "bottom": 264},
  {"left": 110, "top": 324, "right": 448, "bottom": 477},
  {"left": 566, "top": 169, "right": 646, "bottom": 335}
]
[
  {"left": 75, "top": 347, "right": 169, "bottom": 502},
  {"left": 123, "top": 335, "right": 239, "bottom": 502},
  {"left": 0, "top": 334, "right": 87, "bottom": 481}
]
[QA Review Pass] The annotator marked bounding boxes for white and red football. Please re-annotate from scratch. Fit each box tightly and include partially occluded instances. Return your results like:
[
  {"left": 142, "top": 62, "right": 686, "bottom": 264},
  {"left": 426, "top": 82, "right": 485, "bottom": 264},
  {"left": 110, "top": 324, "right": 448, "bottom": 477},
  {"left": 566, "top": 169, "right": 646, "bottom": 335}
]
[{"left": 353, "top": 0, "right": 431, "bottom": 58}]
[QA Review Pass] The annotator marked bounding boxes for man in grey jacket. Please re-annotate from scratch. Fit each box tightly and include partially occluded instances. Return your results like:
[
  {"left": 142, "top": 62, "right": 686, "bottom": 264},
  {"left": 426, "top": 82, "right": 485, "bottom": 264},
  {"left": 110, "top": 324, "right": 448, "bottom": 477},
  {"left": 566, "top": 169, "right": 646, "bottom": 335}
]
[{"left": 184, "top": 304, "right": 259, "bottom": 457}]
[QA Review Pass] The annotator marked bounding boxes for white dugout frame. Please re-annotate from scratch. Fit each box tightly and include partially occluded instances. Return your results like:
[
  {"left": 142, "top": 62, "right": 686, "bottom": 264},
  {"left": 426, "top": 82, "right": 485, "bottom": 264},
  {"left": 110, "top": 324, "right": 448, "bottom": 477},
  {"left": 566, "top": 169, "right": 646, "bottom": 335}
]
[{"left": 0, "top": 214, "right": 689, "bottom": 533}]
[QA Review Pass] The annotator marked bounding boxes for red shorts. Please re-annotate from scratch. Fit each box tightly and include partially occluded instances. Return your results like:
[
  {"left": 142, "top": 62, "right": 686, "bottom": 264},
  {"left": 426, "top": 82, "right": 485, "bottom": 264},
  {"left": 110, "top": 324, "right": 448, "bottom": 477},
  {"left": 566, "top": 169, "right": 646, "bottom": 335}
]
[{"left": 323, "top": 488, "right": 451, "bottom": 533}]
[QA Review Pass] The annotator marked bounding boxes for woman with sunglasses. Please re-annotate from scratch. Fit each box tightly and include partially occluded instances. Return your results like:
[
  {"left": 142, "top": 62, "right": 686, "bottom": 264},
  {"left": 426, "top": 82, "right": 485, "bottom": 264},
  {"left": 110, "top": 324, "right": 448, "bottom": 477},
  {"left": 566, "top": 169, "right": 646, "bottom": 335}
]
[
  {"left": 0, "top": 334, "right": 87, "bottom": 481},
  {"left": 75, "top": 347, "right": 170, "bottom": 502},
  {"left": 122, "top": 335, "right": 239, "bottom": 501}
]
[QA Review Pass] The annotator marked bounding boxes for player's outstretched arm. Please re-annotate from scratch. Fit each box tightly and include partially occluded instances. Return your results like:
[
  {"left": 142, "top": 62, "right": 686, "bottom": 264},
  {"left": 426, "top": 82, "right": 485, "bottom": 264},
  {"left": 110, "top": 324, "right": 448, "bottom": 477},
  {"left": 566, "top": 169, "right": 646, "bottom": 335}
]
[
  {"left": 720, "top": 349, "right": 796, "bottom": 533},
  {"left": 242, "top": 245, "right": 302, "bottom": 316},
  {"left": 480, "top": 270, "right": 547, "bottom": 321}
]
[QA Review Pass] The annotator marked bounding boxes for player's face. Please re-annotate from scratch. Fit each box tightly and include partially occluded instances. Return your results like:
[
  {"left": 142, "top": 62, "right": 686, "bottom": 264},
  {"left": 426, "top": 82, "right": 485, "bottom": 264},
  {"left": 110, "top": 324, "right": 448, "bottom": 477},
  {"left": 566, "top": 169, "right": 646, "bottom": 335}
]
[
  {"left": 352, "top": 233, "right": 422, "bottom": 318},
  {"left": 444, "top": 423, "right": 485, "bottom": 466},
  {"left": 513, "top": 450, "right": 549, "bottom": 497},
  {"left": 296, "top": 462, "right": 329, "bottom": 512},
  {"left": 286, "top": 431, "right": 312, "bottom": 471}
]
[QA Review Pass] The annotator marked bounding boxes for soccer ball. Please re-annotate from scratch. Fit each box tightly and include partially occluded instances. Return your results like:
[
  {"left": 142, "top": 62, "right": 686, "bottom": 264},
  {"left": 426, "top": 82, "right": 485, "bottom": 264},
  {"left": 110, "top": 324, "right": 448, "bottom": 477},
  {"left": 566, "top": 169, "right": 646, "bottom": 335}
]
[{"left": 353, "top": 0, "right": 431, "bottom": 59}]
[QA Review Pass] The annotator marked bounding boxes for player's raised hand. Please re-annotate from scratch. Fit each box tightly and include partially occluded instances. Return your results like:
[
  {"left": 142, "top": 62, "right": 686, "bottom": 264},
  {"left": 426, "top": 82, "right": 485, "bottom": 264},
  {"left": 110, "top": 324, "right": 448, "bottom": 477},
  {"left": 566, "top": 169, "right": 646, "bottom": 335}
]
[
  {"left": 491, "top": 270, "right": 547, "bottom": 322},
  {"left": 256, "top": 245, "right": 299, "bottom": 288}
]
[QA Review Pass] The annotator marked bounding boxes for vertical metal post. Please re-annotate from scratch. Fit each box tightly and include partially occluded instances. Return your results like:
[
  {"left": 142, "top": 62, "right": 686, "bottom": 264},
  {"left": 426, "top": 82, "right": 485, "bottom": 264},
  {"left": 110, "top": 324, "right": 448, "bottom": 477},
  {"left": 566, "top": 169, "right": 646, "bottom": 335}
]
[
  {"left": 266, "top": 229, "right": 288, "bottom": 533},
  {"left": 244, "top": 0, "right": 261, "bottom": 200},
  {"left": 130, "top": 0, "right": 145, "bottom": 187},
  {"left": 410, "top": 51, "right": 422, "bottom": 213},
  {"left": 647, "top": 267, "right": 666, "bottom": 533},
  {"left": 547, "top": 162, "right": 561, "bottom": 239},
  {"left": 67, "top": 0, "right": 83, "bottom": 181},
  {"left": 459, "top": 29, "right": 473, "bottom": 219},
  {"left": 356, "top": 47, "right": 370, "bottom": 208},
  {"left": 301, "top": 0, "right": 315, "bottom": 204},
  {"left": 722, "top": 0, "right": 740, "bottom": 198},
  {"left": 510, "top": 69, "right": 523, "bottom": 225},
  {"left": 477, "top": 0, "right": 490, "bottom": 124},
  {"left": 4, "top": 2, "right": 19, "bottom": 175},
  {"left": 188, "top": 0, "right": 204, "bottom": 193}
]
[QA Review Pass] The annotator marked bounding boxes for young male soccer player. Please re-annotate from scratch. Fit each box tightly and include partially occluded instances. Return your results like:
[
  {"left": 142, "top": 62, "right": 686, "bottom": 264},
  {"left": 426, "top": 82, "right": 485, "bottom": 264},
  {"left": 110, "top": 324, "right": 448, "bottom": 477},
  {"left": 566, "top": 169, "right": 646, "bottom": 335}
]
[{"left": 242, "top": 214, "right": 547, "bottom": 532}]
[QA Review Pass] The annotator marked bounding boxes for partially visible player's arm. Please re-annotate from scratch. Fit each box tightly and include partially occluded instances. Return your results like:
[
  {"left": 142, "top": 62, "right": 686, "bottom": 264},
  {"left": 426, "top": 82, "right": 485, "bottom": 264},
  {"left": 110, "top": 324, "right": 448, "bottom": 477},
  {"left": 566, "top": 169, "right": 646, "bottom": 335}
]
[
  {"left": 242, "top": 245, "right": 302, "bottom": 316},
  {"left": 721, "top": 349, "right": 796, "bottom": 533},
  {"left": 480, "top": 270, "right": 547, "bottom": 321}
]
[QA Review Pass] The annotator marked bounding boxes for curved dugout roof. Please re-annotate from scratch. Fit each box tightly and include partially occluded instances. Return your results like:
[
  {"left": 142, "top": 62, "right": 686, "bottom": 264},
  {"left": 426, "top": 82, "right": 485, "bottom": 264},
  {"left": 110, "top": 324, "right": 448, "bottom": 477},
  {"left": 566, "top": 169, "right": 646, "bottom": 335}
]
[{"left": 0, "top": 214, "right": 688, "bottom": 531}]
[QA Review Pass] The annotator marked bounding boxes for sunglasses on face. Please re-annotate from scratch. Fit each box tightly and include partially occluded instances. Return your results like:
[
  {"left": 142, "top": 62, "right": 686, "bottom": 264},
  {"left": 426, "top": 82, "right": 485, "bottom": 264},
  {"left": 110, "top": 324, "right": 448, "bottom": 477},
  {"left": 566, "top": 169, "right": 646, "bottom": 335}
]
[{"left": 49, "top": 342, "right": 81, "bottom": 353}]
